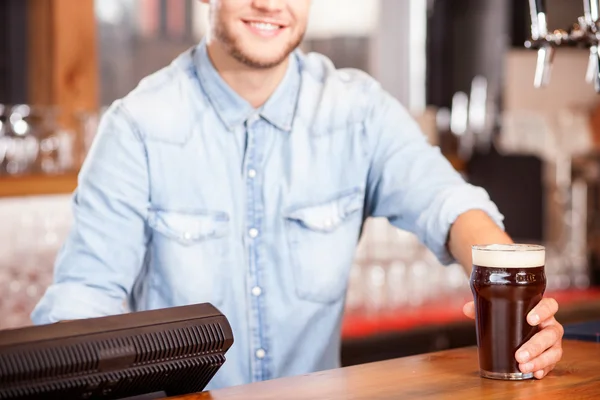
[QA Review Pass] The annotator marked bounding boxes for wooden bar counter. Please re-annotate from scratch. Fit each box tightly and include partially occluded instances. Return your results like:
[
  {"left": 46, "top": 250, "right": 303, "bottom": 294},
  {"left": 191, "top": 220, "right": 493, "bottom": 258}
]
[{"left": 171, "top": 340, "right": 600, "bottom": 400}]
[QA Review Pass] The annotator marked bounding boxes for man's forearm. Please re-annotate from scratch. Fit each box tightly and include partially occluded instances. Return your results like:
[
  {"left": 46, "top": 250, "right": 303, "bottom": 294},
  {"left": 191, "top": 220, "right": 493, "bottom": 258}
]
[{"left": 448, "top": 209, "right": 513, "bottom": 274}]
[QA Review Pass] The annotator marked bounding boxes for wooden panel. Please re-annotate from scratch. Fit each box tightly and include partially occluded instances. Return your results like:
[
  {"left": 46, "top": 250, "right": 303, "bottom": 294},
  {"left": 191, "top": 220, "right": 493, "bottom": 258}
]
[
  {"left": 27, "top": 0, "right": 53, "bottom": 106},
  {"left": 52, "top": 0, "right": 99, "bottom": 126},
  {"left": 28, "top": 0, "right": 99, "bottom": 115},
  {"left": 171, "top": 340, "right": 600, "bottom": 400}
]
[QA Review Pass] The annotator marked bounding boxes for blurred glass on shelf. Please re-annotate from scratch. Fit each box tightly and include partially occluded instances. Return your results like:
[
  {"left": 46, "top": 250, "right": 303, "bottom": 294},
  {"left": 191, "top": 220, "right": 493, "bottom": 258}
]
[
  {"left": 0, "top": 105, "right": 39, "bottom": 175},
  {"left": 345, "top": 216, "right": 593, "bottom": 320},
  {"left": 0, "top": 104, "right": 84, "bottom": 176},
  {"left": 345, "top": 218, "right": 473, "bottom": 319},
  {"left": 0, "top": 104, "right": 107, "bottom": 177}
]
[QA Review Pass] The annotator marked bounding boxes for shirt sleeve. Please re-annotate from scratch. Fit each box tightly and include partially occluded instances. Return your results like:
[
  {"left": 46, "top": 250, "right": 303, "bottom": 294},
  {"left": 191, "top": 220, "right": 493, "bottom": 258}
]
[
  {"left": 31, "top": 103, "right": 151, "bottom": 324},
  {"left": 364, "top": 86, "right": 505, "bottom": 265}
]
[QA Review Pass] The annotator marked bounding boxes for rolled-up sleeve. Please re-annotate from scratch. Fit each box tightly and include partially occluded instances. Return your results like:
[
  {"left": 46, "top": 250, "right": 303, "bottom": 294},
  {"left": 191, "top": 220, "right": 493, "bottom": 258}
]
[
  {"left": 365, "top": 87, "right": 504, "bottom": 265},
  {"left": 31, "top": 102, "right": 150, "bottom": 324}
]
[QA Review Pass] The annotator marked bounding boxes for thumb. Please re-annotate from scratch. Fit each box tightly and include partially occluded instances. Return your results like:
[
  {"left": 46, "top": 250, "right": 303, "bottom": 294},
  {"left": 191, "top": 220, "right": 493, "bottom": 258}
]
[{"left": 463, "top": 301, "right": 475, "bottom": 319}]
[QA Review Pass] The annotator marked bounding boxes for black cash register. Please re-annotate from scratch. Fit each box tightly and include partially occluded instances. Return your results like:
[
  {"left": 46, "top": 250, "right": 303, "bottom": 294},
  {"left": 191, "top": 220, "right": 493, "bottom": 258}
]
[{"left": 0, "top": 303, "right": 233, "bottom": 400}]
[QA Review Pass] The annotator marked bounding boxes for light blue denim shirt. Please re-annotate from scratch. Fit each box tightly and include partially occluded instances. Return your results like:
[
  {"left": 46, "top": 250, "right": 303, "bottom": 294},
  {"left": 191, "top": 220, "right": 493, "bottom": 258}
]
[{"left": 32, "top": 40, "right": 503, "bottom": 390}]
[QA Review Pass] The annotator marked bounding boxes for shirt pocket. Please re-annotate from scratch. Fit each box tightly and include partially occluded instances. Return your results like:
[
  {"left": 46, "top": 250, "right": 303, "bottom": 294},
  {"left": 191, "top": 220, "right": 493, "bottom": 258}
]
[
  {"left": 285, "top": 189, "right": 364, "bottom": 304},
  {"left": 148, "top": 209, "right": 229, "bottom": 308}
]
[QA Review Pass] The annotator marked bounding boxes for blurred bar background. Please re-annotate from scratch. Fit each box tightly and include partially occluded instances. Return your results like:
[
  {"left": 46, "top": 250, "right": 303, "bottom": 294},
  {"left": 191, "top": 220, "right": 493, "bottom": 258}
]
[{"left": 1, "top": 0, "right": 600, "bottom": 366}]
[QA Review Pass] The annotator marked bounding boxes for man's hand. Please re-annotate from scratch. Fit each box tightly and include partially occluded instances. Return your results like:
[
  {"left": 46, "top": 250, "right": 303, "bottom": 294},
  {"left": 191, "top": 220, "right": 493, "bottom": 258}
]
[{"left": 463, "top": 297, "right": 564, "bottom": 379}]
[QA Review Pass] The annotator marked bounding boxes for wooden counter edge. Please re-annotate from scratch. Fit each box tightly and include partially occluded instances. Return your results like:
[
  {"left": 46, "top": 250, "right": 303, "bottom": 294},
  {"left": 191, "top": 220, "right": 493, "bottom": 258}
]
[{"left": 168, "top": 340, "right": 600, "bottom": 400}]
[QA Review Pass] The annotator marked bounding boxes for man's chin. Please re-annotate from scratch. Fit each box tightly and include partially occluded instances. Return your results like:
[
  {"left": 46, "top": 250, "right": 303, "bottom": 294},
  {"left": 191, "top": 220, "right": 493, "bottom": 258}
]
[{"left": 231, "top": 50, "right": 290, "bottom": 69}]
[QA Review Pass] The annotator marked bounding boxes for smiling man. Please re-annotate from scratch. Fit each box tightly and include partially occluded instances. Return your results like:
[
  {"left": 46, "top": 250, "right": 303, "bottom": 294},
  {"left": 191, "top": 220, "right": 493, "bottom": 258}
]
[{"left": 32, "top": 0, "right": 563, "bottom": 391}]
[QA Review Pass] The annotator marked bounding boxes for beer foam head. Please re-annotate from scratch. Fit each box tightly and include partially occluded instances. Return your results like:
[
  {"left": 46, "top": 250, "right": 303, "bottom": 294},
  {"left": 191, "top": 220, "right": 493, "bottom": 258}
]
[{"left": 472, "top": 244, "right": 545, "bottom": 268}]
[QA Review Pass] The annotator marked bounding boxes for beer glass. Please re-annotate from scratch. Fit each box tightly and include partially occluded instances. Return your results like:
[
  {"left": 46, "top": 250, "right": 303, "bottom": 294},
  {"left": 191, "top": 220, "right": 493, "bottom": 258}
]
[{"left": 470, "top": 244, "right": 546, "bottom": 380}]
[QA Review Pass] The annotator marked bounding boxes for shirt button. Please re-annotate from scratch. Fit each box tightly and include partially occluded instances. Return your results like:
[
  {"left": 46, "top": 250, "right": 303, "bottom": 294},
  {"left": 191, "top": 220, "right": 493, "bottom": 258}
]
[
  {"left": 249, "top": 228, "right": 259, "bottom": 238},
  {"left": 183, "top": 232, "right": 192, "bottom": 240},
  {"left": 251, "top": 286, "right": 262, "bottom": 297},
  {"left": 323, "top": 218, "right": 333, "bottom": 229},
  {"left": 339, "top": 71, "right": 351, "bottom": 81},
  {"left": 248, "top": 114, "right": 260, "bottom": 125},
  {"left": 248, "top": 169, "right": 257, "bottom": 178},
  {"left": 255, "top": 349, "right": 266, "bottom": 359}
]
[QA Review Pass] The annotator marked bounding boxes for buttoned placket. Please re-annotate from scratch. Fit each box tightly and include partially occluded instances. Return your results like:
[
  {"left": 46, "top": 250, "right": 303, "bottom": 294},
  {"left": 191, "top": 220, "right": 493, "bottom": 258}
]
[{"left": 244, "top": 113, "right": 270, "bottom": 381}]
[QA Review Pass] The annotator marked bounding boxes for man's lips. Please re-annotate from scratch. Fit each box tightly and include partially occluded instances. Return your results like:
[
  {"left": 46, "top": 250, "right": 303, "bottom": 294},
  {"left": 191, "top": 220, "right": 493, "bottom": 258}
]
[{"left": 242, "top": 19, "right": 289, "bottom": 38}]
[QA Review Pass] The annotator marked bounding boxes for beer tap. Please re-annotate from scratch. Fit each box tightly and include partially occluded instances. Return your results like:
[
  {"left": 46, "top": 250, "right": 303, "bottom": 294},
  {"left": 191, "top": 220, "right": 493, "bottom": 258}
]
[
  {"left": 584, "top": 0, "right": 600, "bottom": 91},
  {"left": 525, "top": 0, "right": 600, "bottom": 93},
  {"left": 583, "top": 0, "right": 599, "bottom": 30},
  {"left": 529, "top": 0, "right": 554, "bottom": 88}
]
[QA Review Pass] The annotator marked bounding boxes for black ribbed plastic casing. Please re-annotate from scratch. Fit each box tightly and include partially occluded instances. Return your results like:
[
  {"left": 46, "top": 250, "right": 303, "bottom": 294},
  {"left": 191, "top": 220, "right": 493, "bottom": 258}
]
[{"left": 0, "top": 303, "right": 234, "bottom": 399}]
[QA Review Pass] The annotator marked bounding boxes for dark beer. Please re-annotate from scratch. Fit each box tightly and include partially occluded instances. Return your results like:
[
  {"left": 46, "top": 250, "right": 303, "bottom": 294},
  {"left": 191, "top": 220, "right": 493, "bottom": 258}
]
[{"left": 470, "top": 244, "right": 546, "bottom": 380}]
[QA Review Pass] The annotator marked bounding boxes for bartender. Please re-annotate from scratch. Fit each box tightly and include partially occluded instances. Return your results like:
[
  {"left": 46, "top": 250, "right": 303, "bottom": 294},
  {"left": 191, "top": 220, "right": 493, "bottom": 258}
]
[{"left": 31, "top": 0, "right": 563, "bottom": 390}]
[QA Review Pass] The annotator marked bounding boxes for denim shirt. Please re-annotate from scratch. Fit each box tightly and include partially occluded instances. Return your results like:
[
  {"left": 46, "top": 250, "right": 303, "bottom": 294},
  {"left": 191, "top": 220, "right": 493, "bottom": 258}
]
[{"left": 31, "top": 40, "right": 503, "bottom": 390}]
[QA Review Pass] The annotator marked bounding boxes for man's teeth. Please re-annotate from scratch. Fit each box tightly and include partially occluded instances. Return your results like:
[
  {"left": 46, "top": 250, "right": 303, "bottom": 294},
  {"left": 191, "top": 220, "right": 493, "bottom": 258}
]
[{"left": 249, "top": 22, "right": 280, "bottom": 31}]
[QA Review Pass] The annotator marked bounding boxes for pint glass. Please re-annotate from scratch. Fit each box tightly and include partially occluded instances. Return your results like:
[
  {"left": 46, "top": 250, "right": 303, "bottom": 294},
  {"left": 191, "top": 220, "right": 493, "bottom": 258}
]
[{"left": 470, "top": 244, "right": 546, "bottom": 380}]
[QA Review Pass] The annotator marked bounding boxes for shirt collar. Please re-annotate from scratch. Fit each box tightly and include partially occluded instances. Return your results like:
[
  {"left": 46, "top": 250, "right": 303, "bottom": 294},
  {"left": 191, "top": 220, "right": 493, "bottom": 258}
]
[{"left": 193, "top": 39, "right": 301, "bottom": 132}]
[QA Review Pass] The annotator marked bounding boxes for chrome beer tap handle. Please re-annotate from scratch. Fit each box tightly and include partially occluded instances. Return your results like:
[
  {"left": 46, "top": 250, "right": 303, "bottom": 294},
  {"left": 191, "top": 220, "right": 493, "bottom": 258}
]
[
  {"left": 528, "top": 0, "right": 554, "bottom": 88},
  {"left": 585, "top": 46, "right": 600, "bottom": 92},
  {"left": 529, "top": 0, "right": 548, "bottom": 40},
  {"left": 526, "top": 0, "right": 600, "bottom": 92},
  {"left": 534, "top": 46, "right": 555, "bottom": 88},
  {"left": 583, "top": 0, "right": 600, "bottom": 92},
  {"left": 583, "top": 0, "right": 599, "bottom": 26}
]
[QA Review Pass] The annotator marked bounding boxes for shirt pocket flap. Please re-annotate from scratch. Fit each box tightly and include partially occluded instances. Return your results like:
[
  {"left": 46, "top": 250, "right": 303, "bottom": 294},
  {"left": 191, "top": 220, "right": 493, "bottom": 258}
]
[
  {"left": 286, "top": 189, "right": 364, "bottom": 233},
  {"left": 148, "top": 210, "right": 229, "bottom": 245}
]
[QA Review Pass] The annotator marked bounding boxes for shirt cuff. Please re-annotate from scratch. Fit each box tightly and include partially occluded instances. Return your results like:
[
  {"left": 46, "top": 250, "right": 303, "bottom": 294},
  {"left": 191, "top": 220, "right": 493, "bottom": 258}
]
[
  {"left": 420, "top": 184, "right": 505, "bottom": 266},
  {"left": 31, "top": 282, "right": 125, "bottom": 325}
]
